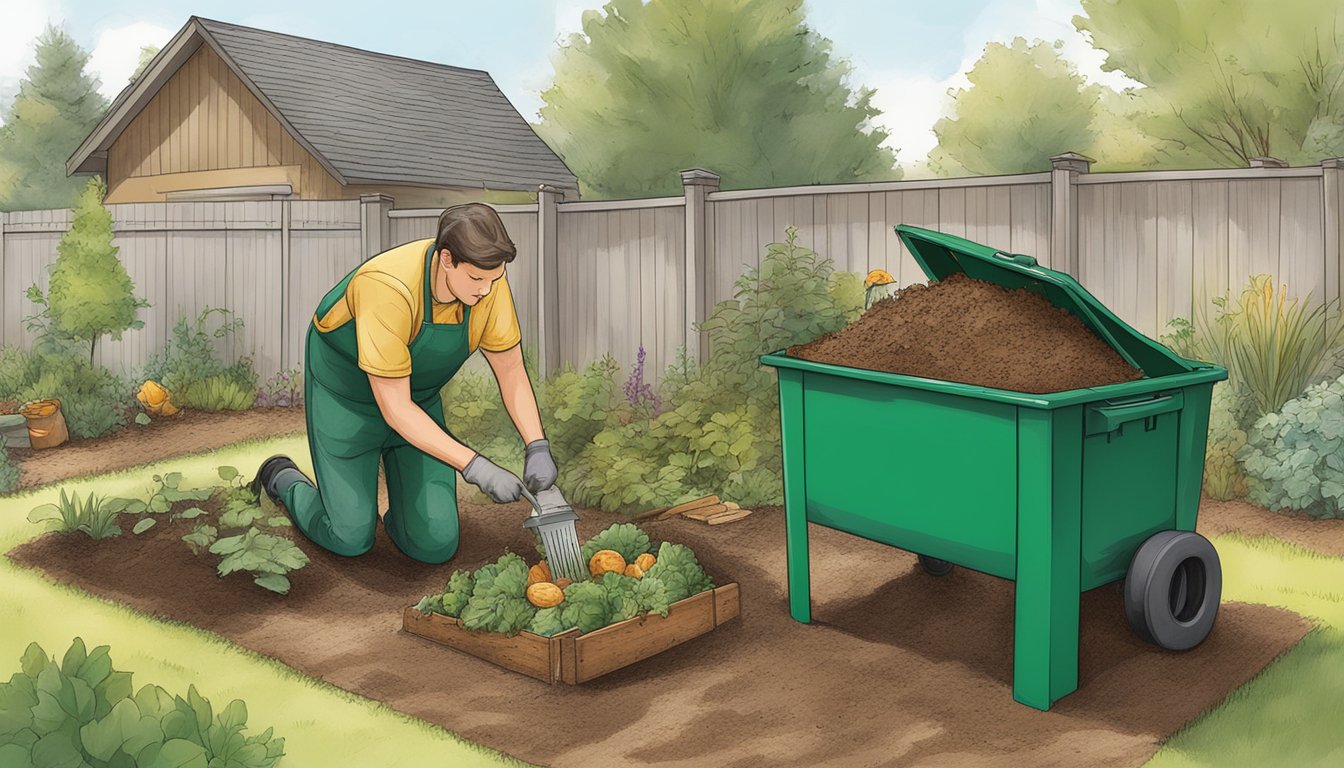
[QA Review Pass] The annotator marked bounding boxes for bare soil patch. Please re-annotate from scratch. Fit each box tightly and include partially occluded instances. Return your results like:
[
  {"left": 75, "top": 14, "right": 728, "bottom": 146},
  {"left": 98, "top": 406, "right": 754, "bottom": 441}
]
[
  {"left": 787, "top": 273, "right": 1143, "bottom": 393},
  {"left": 1199, "top": 495, "right": 1344, "bottom": 557},
  {"left": 5, "top": 408, "right": 305, "bottom": 491},
  {"left": 9, "top": 498, "right": 1309, "bottom": 768}
]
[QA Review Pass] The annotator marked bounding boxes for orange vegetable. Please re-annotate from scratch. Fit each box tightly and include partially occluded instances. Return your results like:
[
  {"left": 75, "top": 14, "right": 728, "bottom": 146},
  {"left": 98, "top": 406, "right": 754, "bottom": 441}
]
[
  {"left": 635, "top": 553, "right": 656, "bottom": 572},
  {"left": 526, "top": 582, "right": 564, "bottom": 608},
  {"left": 624, "top": 564, "right": 644, "bottom": 579},
  {"left": 589, "top": 550, "right": 626, "bottom": 578},
  {"left": 526, "top": 562, "right": 552, "bottom": 587}
]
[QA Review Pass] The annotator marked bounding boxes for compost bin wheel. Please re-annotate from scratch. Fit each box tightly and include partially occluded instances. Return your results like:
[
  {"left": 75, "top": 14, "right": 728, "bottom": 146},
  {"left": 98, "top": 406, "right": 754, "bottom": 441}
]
[
  {"left": 918, "top": 555, "right": 954, "bottom": 577},
  {"left": 1124, "top": 530, "right": 1221, "bottom": 651}
]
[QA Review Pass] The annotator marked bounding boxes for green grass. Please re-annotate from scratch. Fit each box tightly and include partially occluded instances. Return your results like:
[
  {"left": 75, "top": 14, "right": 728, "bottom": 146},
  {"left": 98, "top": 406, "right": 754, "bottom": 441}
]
[
  {"left": 1142, "top": 532, "right": 1344, "bottom": 767},
  {"left": 0, "top": 435, "right": 528, "bottom": 768}
]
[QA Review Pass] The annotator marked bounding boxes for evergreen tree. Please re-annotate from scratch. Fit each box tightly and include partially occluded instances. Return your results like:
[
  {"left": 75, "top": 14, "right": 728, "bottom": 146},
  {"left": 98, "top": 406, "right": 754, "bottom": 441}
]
[
  {"left": 535, "top": 0, "right": 900, "bottom": 198},
  {"left": 0, "top": 24, "right": 108, "bottom": 211},
  {"left": 40, "top": 176, "right": 146, "bottom": 363}
]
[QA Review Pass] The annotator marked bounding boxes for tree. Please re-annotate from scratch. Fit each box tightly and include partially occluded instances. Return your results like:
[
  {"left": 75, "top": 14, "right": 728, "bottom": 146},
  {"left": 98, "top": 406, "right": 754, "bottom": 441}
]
[
  {"left": 31, "top": 176, "right": 146, "bottom": 363},
  {"left": 1074, "top": 0, "right": 1344, "bottom": 167},
  {"left": 929, "top": 38, "right": 1101, "bottom": 176},
  {"left": 131, "top": 45, "right": 160, "bottom": 83},
  {"left": 535, "top": 0, "right": 900, "bottom": 198},
  {"left": 0, "top": 24, "right": 108, "bottom": 211}
]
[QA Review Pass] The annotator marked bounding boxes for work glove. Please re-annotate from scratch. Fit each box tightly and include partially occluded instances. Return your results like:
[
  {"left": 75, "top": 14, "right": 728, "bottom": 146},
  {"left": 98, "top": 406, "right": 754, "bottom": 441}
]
[
  {"left": 523, "top": 439, "right": 558, "bottom": 492},
  {"left": 461, "top": 454, "right": 528, "bottom": 504}
]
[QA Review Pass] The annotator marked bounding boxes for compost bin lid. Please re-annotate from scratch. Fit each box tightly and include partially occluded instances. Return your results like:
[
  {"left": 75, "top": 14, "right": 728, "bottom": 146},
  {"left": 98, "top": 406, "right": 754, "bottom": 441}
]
[{"left": 893, "top": 224, "right": 1197, "bottom": 377}]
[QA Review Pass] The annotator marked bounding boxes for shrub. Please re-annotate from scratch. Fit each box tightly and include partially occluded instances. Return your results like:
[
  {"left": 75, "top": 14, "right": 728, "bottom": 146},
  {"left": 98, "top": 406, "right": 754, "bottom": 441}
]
[
  {"left": 0, "top": 638, "right": 285, "bottom": 767},
  {"left": 567, "top": 226, "right": 863, "bottom": 512},
  {"left": 1238, "top": 373, "right": 1344, "bottom": 519},
  {"left": 0, "top": 434, "right": 18, "bottom": 494},
  {"left": 3, "top": 346, "right": 133, "bottom": 439},
  {"left": 1202, "top": 382, "right": 1250, "bottom": 500},
  {"left": 144, "top": 308, "right": 257, "bottom": 411}
]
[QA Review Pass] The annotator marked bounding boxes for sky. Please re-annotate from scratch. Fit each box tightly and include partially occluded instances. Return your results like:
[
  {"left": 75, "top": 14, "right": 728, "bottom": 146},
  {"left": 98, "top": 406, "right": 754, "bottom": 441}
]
[{"left": 0, "top": 0, "right": 1140, "bottom": 167}]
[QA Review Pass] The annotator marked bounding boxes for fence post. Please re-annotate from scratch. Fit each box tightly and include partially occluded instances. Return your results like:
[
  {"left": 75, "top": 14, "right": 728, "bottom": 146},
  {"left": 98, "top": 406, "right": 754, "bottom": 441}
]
[
  {"left": 280, "top": 199, "right": 293, "bottom": 372},
  {"left": 1049, "top": 152, "right": 1092, "bottom": 276},
  {"left": 536, "top": 184, "right": 564, "bottom": 376},
  {"left": 1324, "top": 158, "right": 1342, "bottom": 306},
  {"left": 682, "top": 168, "right": 720, "bottom": 365},
  {"left": 359, "top": 193, "right": 395, "bottom": 259}
]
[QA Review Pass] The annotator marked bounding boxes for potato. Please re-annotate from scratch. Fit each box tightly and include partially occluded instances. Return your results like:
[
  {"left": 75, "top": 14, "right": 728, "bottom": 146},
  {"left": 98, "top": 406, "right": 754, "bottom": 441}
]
[
  {"left": 526, "top": 562, "right": 552, "bottom": 587},
  {"left": 554, "top": 577, "right": 574, "bottom": 590},
  {"left": 635, "top": 553, "right": 656, "bottom": 572},
  {"left": 526, "top": 582, "right": 564, "bottom": 608},
  {"left": 589, "top": 549, "right": 626, "bottom": 578},
  {"left": 624, "top": 564, "right": 644, "bottom": 579}
]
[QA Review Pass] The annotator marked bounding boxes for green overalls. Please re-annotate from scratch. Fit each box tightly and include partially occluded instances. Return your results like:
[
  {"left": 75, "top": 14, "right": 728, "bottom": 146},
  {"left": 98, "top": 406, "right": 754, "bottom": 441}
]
[{"left": 280, "top": 244, "right": 470, "bottom": 564}]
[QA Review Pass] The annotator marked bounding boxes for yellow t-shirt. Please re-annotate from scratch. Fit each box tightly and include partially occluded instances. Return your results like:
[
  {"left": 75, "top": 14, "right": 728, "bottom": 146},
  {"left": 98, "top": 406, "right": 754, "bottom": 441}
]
[{"left": 312, "top": 239, "right": 521, "bottom": 377}]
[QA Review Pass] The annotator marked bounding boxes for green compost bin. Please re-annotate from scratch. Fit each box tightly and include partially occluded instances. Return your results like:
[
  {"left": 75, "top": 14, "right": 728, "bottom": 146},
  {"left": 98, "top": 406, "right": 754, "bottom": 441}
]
[{"left": 760, "top": 225, "right": 1228, "bottom": 711}]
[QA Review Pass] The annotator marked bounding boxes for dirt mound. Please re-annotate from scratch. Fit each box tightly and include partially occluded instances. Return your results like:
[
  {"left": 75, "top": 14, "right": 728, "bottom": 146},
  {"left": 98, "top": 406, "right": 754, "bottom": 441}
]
[{"left": 787, "top": 272, "right": 1144, "bottom": 393}]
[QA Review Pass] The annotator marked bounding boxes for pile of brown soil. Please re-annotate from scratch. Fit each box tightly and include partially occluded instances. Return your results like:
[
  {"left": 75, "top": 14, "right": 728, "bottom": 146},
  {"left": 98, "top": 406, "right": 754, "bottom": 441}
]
[
  {"left": 7, "top": 498, "right": 1310, "bottom": 768},
  {"left": 788, "top": 272, "right": 1145, "bottom": 393}
]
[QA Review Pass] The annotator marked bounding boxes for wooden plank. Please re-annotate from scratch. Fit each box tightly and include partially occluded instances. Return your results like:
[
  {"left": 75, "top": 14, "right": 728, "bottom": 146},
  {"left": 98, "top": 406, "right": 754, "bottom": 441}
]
[
  {"left": 655, "top": 495, "right": 720, "bottom": 520},
  {"left": 713, "top": 584, "right": 741, "bottom": 625},
  {"left": 682, "top": 503, "right": 729, "bottom": 521},
  {"left": 572, "top": 589, "right": 717, "bottom": 683},
  {"left": 402, "top": 608, "right": 555, "bottom": 683},
  {"left": 706, "top": 509, "right": 753, "bottom": 525}
]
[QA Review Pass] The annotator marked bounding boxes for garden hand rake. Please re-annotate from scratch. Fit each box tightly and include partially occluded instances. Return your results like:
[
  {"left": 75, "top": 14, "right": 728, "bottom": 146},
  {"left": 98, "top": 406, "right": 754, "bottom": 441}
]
[{"left": 521, "top": 485, "right": 585, "bottom": 582}]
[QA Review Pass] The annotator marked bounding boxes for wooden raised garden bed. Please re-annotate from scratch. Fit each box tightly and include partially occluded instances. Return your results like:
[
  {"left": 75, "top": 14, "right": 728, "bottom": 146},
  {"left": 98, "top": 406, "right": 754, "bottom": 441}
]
[{"left": 402, "top": 583, "right": 740, "bottom": 684}]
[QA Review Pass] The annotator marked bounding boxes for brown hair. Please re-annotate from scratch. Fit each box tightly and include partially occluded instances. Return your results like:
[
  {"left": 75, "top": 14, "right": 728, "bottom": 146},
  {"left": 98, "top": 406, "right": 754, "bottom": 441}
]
[{"left": 434, "top": 203, "right": 516, "bottom": 269}]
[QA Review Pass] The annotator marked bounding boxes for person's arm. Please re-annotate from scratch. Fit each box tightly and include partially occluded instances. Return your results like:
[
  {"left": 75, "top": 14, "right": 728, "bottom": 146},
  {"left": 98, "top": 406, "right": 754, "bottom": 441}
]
[
  {"left": 368, "top": 374, "right": 478, "bottom": 470},
  {"left": 482, "top": 344, "right": 544, "bottom": 444}
]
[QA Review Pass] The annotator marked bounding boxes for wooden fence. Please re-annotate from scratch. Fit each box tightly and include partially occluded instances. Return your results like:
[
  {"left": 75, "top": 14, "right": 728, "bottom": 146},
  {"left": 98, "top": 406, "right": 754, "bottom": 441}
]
[{"left": 3, "top": 154, "right": 1342, "bottom": 383}]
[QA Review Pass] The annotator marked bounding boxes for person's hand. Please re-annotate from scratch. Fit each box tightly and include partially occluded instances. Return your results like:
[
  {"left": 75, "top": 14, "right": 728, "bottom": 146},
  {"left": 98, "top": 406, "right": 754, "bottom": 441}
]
[
  {"left": 523, "top": 439, "right": 557, "bottom": 492},
  {"left": 461, "top": 454, "right": 527, "bottom": 504}
]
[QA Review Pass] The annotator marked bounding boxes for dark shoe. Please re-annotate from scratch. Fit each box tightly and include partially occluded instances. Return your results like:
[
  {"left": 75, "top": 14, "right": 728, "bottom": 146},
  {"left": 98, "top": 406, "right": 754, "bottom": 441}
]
[{"left": 250, "top": 454, "right": 305, "bottom": 501}]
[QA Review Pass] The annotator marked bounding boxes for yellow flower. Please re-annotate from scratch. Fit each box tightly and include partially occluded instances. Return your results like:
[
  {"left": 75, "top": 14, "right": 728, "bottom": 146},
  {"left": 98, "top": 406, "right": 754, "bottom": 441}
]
[{"left": 864, "top": 269, "right": 896, "bottom": 288}]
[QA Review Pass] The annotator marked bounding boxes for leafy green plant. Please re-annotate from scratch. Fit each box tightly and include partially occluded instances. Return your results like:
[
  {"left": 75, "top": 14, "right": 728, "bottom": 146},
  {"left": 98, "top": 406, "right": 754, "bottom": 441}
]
[
  {"left": 182, "top": 523, "right": 218, "bottom": 555},
  {"left": 106, "top": 472, "right": 213, "bottom": 516},
  {"left": 210, "top": 528, "right": 310, "bottom": 595},
  {"left": 27, "top": 488, "right": 120, "bottom": 539},
  {"left": 459, "top": 553, "right": 534, "bottom": 635},
  {"left": 0, "top": 637, "right": 285, "bottom": 767},
  {"left": 143, "top": 307, "right": 258, "bottom": 411},
  {"left": 568, "top": 227, "right": 863, "bottom": 512},
  {"left": 1238, "top": 373, "right": 1344, "bottom": 519},
  {"left": 417, "top": 524, "right": 707, "bottom": 638},
  {"left": 0, "top": 434, "right": 17, "bottom": 494}
]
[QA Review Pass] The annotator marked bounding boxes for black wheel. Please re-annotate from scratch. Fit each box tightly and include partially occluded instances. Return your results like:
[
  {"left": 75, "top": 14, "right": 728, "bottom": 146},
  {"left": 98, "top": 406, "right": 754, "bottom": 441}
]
[
  {"left": 1124, "top": 530, "right": 1221, "bottom": 650},
  {"left": 918, "top": 555, "right": 954, "bottom": 577}
]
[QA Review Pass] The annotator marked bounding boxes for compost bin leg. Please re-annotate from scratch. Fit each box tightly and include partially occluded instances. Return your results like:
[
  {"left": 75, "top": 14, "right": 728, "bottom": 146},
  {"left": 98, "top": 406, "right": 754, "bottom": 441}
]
[
  {"left": 1012, "top": 408, "right": 1083, "bottom": 711},
  {"left": 779, "top": 369, "right": 811, "bottom": 624}
]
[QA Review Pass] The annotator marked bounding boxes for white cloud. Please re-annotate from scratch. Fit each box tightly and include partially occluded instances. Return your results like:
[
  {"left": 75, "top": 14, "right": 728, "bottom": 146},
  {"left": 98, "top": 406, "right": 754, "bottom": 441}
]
[
  {"left": 87, "top": 22, "right": 176, "bottom": 101},
  {"left": 863, "top": 0, "right": 1143, "bottom": 167},
  {"left": 0, "top": 0, "right": 62, "bottom": 121}
]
